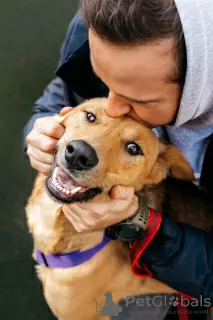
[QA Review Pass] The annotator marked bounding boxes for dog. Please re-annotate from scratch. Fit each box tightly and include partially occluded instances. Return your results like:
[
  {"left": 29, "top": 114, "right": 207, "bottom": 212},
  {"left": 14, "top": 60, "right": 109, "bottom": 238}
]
[{"left": 26, "top": 98, "right": 213, "bottom": 320}]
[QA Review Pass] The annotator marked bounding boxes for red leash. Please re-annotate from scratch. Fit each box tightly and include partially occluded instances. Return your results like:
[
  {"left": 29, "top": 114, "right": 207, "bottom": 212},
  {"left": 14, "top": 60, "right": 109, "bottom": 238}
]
[{"left": 129, "top": 209, "right": 189, "bottom": 320}]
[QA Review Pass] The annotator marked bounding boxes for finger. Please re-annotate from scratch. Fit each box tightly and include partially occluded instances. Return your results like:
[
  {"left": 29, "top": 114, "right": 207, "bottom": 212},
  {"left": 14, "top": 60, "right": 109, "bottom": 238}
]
[
  {"left": 34, "top": 118, "right": 65, "bottom": 139},
  {"left": 63, "top": 205, "right": 98, "bottom": 230},
  {"left": 99, "top": 195, "right": 139, "bottom": 228},
  {"left": 110, "top": 185, "right": 134, "bottom": 201},
  {"left": 27, "top": 133, "right": 58, "bottom": 153},
  {"left": 63, "top": 211, "right": 82, "bottom": 232},
  {"left": 76, "top": 201, "right": 109, "bottom": 217},
  {"left": 29, "top": 158, "right": 52, "bottom": 175},
  {"left": 60, "top": 107, "right": 73, "bottom": 116},
  {"left": 63, "top": 204, "right": 86, "bottom": 224},
  {"left": 27, "top": 147, "right": 54, "bottom": 164},
  {"left": 92, "top": 194, "right": 137, "bottom": 224},
  {"left": 116, "top": 195, "right": 139, "bottom": 220},
  {"left": 78, "top": 199, "right": 128, "bottom": 217},
  {"left": 63, "top": 207, "right": 89, "bottom": 232}
]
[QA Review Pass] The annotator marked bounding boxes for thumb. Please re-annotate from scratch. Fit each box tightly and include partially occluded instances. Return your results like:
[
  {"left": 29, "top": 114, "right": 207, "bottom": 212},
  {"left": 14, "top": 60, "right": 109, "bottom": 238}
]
[
  {"left": 60, "top": 106, "right": 73, "bottom": 116},
  {"left": 110, "top": 185, "right": 134, "bottom": 201}
]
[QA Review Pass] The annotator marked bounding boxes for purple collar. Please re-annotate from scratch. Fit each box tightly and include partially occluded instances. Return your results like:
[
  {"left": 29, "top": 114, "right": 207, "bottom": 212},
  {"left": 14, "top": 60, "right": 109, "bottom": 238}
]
[{"left": 36, "top": 235, "right": 111, "bottom": 269}]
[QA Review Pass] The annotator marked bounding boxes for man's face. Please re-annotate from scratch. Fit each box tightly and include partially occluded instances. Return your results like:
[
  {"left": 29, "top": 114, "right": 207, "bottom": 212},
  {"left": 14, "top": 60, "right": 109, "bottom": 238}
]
[{"left": 89, "top": 29, "right": 182, "bottom": 127}]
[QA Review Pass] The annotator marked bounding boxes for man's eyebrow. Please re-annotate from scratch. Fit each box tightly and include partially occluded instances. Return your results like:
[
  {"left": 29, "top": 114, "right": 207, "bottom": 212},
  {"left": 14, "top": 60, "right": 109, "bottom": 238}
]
[{"left": 115, "top": 92, "right": 162, "bottom": 104}]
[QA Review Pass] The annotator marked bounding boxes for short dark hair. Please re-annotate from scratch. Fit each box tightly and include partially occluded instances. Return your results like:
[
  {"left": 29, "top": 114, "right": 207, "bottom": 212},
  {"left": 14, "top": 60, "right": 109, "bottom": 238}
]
[{"left": 80, "top": 0, "right": 186, "bottom": 84}]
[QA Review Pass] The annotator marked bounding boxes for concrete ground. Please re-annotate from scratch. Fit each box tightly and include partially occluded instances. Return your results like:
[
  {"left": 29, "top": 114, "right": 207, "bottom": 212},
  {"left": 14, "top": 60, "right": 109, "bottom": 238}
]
[{"left": 0, "top": 1, "right": 78, "bottom": 319}]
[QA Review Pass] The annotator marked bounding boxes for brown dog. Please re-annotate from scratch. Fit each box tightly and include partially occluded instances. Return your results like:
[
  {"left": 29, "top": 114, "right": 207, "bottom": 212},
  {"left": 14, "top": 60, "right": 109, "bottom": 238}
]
[{"left": 26, "top": 98, "right": 213, "bottom": 320}]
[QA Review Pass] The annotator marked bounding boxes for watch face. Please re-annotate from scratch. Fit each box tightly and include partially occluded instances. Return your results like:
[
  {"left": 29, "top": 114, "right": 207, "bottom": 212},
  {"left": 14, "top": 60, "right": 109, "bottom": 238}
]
[{"left": 115, "top": 224, "right": 144, "bottom": 242}]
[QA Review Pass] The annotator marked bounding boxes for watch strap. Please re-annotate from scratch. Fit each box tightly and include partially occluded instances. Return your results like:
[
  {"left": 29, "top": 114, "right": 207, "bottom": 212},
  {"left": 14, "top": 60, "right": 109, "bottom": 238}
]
[{"left": 129, "top": 198, "right": 150, "bottom": 231}]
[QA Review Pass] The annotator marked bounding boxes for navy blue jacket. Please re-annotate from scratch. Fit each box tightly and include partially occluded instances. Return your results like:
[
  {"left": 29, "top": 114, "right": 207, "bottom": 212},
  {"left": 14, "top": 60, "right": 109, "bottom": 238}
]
[{"left": 24, "top": 12, "right": 213, "bottom": 304}]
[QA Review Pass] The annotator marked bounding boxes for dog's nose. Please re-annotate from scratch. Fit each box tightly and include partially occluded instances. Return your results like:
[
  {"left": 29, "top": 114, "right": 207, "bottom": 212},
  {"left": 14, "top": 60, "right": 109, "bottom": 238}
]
[{"left": 65, "top": 140, "right": 98, "bottom": 171}]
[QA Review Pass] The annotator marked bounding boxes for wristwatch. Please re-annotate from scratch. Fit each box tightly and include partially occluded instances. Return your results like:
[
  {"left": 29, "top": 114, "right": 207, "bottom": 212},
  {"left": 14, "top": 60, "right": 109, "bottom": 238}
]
[{"left": 106, "top": 198, "right": 150, "bottom": 242}]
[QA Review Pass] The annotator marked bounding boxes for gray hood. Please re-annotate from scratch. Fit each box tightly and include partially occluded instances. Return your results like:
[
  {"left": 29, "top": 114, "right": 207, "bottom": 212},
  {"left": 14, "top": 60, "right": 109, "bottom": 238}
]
[{"left": 174, "top": 0, "right": 213, "bottom": 128}]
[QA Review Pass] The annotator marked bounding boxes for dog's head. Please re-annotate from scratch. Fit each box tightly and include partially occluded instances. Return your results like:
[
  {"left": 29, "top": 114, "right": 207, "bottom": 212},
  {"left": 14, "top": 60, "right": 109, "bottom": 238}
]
[{"left": 46, "top": 98, "right": 194, "bottom": 204}]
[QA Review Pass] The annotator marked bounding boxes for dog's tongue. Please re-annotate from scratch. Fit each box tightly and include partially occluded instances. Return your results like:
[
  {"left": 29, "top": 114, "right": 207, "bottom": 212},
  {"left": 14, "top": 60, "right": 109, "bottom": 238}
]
[{"left": 53, "top": 167, "right": 80, "bottom": 190}]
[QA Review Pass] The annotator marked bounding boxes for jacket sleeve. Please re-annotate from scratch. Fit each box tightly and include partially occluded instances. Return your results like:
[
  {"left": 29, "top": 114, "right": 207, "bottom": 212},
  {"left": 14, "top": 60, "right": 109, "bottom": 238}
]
[
  {"left": 23, "top": 77, "right": 67, "bottom": 151},
  {"left": 140, "top": 217, "right": 213, "bottom": 305},
  {"left": 23, "top": 11, "right": 88, "bottom": 151}
]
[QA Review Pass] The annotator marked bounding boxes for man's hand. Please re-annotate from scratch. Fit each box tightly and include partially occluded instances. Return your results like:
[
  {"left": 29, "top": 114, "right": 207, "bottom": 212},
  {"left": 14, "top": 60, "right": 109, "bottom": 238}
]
[
  {"left": 63, "top": 185, "right": 139, "bottom": 232},
  {"left": 26, "top": 107, "right": 73, "bottom": 174}
]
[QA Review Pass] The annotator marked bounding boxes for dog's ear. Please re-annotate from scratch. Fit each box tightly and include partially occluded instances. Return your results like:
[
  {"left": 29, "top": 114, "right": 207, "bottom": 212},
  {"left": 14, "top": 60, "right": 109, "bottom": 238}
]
[{"left": 144, "top": 141, "right": 194, "bottom": 185}]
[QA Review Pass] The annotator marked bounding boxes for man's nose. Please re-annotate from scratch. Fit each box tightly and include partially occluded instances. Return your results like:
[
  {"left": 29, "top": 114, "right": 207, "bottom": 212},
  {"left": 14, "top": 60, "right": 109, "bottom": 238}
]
[{"left": 105, "top": 91, "right": 131, "bottom": 117}]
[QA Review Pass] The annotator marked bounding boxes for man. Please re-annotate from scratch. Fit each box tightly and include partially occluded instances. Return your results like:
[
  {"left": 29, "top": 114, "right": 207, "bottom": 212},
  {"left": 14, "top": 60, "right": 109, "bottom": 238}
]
[{"left": 24, "top": 0, "right": 213, "bottom": 318}]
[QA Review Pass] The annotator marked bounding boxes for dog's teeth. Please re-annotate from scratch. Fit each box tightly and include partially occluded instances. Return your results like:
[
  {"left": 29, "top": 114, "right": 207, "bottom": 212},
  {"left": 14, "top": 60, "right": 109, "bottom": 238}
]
[
  {"left": 63, "top": 188, "right": 66, "bottom": 193},
  {"left": 52, "top": 167, "right": 58, "bottom": 180},
  {"left": 71, "top": 187, "right": 81, "bottom": 195},
  {"left": 52, "top": 178, "right": 59, "bottom": 188},
  {"left": 66, "top": 190, "right": 71, "bottom": 195}
]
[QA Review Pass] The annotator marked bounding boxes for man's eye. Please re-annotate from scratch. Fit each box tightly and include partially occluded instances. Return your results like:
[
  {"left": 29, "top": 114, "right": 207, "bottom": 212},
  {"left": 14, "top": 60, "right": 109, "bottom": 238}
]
[
  {"left": 86, "top": 112, "right": 96, "bottom": 123},
  {"left": 126, "top": 143, "right": 143, "bottom": 156}
]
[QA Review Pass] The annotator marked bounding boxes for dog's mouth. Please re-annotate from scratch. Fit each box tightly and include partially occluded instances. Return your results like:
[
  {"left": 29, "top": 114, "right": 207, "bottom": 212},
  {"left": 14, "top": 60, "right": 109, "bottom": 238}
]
[{"left": 46, "top": 165, "right": 102, "bottom": 204}]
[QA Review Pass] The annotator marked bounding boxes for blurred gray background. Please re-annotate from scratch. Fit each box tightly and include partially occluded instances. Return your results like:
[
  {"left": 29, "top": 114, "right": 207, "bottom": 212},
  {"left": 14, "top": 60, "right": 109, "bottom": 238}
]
[{"left": 0, "top": 1, "right": 78, "bottom": 318}]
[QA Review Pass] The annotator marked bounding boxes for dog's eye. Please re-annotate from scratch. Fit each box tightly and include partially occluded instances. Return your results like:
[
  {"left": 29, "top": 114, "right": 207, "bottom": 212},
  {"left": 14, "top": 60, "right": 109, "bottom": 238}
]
[
  {"left": 86, "top": 112, "right": 96, "bottom": 123},
  {"left": 126, "top": 143, "right": 143, "bottom": 156}
]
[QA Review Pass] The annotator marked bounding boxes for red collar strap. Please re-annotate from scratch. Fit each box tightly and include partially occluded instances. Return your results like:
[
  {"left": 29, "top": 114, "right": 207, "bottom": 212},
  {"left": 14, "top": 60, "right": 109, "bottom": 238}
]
[{"left": 130, "top": 208, "right": 163, "bottom": 278}]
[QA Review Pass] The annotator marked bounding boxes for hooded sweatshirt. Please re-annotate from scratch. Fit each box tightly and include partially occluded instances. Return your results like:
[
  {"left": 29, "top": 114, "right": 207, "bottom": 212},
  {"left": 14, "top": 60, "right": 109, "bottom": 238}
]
[
  {"left": 154, "top": 0, "right": 213, "bottom": 184},
  {"left": 167, "top": 0, "right": 213, "bottom": 183}
]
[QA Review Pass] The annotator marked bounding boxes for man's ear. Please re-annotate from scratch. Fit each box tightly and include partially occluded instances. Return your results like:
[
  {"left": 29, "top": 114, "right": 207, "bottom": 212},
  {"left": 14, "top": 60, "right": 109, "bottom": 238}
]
[{"left": 144, "top": 141, "right": 194, "bottom": 185}]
